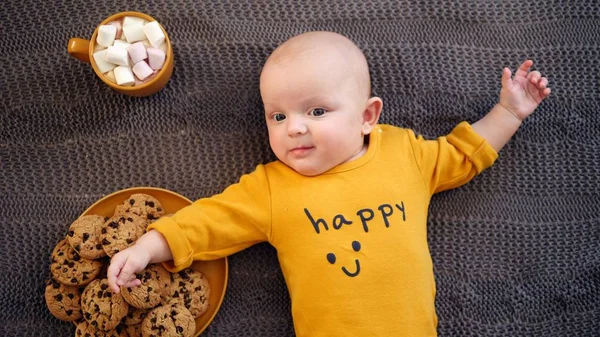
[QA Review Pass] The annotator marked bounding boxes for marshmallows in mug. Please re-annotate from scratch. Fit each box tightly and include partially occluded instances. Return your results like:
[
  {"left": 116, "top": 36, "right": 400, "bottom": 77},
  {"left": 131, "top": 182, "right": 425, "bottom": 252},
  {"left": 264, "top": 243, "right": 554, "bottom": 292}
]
[{"left": 94, "top": 16, "right": 168, "bottom": 86}]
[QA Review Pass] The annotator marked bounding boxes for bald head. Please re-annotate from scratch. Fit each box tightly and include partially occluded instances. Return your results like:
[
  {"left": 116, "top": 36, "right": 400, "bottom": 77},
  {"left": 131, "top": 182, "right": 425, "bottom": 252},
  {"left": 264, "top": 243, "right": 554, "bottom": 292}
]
[{"left": 260, "top": 31, "right": 372, "bottom": 98}]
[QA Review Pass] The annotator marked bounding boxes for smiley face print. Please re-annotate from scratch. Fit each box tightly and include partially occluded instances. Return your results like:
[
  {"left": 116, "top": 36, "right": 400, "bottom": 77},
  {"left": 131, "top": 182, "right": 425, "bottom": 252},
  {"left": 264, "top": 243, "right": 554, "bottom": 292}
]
[{"left": 326, "top": 240, "right": 362, "bottom": 277}]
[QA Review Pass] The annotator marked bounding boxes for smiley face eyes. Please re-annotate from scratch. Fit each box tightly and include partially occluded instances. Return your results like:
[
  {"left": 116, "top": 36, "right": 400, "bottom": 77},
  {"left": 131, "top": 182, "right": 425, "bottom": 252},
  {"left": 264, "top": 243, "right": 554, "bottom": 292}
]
[{"left": 326, "top": 240, "right": 361, "bottom": 265}]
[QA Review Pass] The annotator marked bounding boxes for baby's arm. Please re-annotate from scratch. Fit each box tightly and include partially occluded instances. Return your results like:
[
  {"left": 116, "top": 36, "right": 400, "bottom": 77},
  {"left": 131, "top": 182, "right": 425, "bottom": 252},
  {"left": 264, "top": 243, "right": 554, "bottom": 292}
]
[
  {"left": 472, "top": 60, "right": 551, "bottom": 152},
  {"left": 107, "top": 230, "right": 172, "bottom": 293}
]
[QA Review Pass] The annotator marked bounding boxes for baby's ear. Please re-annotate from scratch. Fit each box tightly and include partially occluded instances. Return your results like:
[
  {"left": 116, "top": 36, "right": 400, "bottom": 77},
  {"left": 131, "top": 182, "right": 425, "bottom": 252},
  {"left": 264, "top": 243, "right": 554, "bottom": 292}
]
[{"left": 361, "top": 97, "right": 383, "bottom": 135}]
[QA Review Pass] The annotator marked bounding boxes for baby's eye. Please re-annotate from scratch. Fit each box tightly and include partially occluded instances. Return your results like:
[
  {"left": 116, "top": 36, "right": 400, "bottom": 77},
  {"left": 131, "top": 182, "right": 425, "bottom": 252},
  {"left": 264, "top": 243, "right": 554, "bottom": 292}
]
[
  {"left": 310, "top": 108, "right": 326, "bottom": 117},
  {"left": 273, "top": 113, "right": 286, "bottom": 122}
]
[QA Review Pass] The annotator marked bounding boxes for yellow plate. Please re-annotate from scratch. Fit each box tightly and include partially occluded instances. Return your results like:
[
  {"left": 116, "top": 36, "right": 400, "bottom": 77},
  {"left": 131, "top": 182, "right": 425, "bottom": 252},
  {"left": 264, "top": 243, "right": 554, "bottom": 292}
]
[{"left": 80, "top": 187, "right": 228, "bottom": 336}]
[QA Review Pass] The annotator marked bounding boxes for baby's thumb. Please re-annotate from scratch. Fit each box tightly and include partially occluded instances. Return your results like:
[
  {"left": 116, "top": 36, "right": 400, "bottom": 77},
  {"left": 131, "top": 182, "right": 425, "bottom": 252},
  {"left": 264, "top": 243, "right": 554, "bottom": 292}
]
[
  {"left": 501, "top": 67, "right": 512, "bottom": 89},
  {"left": 107, "top": 255, "right": 127, "bottom": 293}
]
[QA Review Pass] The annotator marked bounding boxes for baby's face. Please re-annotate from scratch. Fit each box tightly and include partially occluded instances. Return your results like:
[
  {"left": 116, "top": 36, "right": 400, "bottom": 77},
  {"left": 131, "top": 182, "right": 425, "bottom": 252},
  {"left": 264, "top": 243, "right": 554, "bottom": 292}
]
[{"left": 261, "top": 52, "right": 369, "bottom": 176}]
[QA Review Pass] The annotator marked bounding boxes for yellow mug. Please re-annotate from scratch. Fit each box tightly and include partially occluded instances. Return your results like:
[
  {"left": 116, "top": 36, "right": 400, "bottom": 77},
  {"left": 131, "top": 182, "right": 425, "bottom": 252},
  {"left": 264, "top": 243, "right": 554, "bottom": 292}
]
[{"left": 68, "top": 11, "right": 173, "bottom": 97}]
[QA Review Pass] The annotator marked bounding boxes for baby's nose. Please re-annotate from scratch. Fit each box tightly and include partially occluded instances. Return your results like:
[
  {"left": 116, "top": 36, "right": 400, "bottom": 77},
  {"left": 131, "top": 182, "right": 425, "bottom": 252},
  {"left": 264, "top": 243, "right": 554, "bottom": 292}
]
[{"left": 287, "top": 117, "right": 308, "bottom": 136}]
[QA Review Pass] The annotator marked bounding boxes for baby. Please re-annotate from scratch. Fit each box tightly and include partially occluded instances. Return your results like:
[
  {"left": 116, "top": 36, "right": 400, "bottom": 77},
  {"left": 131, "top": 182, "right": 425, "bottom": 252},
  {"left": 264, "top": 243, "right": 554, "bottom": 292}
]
[{"left": 108, "top": 31, "right": 550, "bottom": 336}]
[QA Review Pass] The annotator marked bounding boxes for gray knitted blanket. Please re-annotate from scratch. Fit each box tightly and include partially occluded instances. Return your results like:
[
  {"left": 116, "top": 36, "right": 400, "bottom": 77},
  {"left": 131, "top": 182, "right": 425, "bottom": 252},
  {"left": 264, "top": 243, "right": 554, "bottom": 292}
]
[{"left": 1, "top": 1, "right": 599, "bottom": 336}]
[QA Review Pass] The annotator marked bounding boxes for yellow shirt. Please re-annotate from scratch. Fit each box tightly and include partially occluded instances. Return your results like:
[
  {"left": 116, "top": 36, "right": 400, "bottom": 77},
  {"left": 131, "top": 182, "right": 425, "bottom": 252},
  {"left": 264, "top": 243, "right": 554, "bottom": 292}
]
[{"left": 149, "top": 122, "right": 497, "bottom": 337}]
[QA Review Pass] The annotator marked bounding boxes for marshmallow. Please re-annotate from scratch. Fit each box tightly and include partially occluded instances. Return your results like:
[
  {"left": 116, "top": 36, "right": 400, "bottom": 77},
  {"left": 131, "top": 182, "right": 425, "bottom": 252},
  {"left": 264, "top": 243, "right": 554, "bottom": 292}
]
[
  {"left": 147, "top": 47, "right": 166, "bottom": 70},
  {"left": 127, "top": 42, "right": 147, "bottom": 64},
  {"left": 96, "top": 25, "right": 117, "bottom": 47},
  {"left": 122, "top": 16, "right": 146, "bottom": 27},
  {"left": 105, "top": 70, "right": 116, "bottom": 83},
  {"left": 92, "top": 50, "right": 117, "bottom": 73},
  {"left": 94, "top": 43, "right": 106, "bottom": 52},
  {"left": 158, "top": 41, "right": 169, "bottom": 54},
  {"left": 108, "top": 20, "right": 122, "bottom": 39},
  {"left": 105, "top": 46, "right": 129, "bottom": 66},
  {"left": 143, "top": 21, "right": 166, "bottom": 47},
  {"left": 112, "top": 40, "right": 130, "bottom": 49},
  {"left": 132, "top": 61, "right": 154, "bottom": 81},
  {"left": 122, "top": 23, "right": 146, "bottom": 43},
  {"left": 113, "top": 66, "right": 135, "bottom": 86}
]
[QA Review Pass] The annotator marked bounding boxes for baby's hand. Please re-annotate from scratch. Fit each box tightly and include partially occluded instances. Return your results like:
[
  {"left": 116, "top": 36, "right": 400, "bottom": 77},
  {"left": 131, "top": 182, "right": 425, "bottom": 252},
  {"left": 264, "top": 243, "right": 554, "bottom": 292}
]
[
  {"left": 498, "top": 60, "right": 551, "bottom": 121},
  {"left": 107, "top": 245, "right": 152, "bottom": 293}
]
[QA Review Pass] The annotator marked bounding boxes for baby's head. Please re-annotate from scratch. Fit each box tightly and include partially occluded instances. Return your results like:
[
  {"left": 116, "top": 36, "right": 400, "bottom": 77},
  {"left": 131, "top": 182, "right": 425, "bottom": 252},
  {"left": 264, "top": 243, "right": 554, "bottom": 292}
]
[{"left": 260, "top": 31, "right": 382, "bottom": 176}]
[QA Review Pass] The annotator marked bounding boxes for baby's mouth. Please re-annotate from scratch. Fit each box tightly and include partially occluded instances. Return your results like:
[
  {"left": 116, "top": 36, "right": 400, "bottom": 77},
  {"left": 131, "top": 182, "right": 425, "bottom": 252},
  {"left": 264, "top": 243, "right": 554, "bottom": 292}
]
[{"left": 290, "top": 146, "right": 314, "bottom": 156}]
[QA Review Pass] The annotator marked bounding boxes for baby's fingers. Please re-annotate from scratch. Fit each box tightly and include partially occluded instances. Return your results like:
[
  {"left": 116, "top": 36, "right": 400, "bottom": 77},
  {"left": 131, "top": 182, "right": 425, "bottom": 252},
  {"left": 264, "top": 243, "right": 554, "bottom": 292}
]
[
  {"left": 527, "top": 71, "right": 542, "bottom": 84},
  {"left": 107, "top": 254, "right": 127, "bottom": 293},
  {"left": 119, "top": 276, "right": 142, "bottom": 289}
]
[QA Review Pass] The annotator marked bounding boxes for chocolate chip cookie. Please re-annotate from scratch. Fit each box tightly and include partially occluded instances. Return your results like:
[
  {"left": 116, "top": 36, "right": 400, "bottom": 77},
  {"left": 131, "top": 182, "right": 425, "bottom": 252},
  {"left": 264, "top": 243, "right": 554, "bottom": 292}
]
[
  {"left": 114, "top": 193, "right": 165, "bottom": 223},
  {"left": 81, "top": 279, "right": 129, "bottom": 331},
  {"left": 141, "top": 300, "right": 195, "bottom": 337},
  {"left": 121, "top": 264, "right": 171, "bottom": 309},
  {"left": 75, "top": 320, "right": 128, "bottom": 337},
  {"left": 101, "top": 214, "right": 146, "bottom": 257},
  {"left": 165, "top": 268, "right": 211, "bottom": 318},
  {"left": 50, "top": 238, "right": 103, "bottom": 286},
  {"left": 122, "top": 306, "right": 150, "bottom": 326},
  {"left": 44, "top": 278, "right": 82, "bottom": 321},
  {"left": 67, "top": 214, "right": 108, "bottom": 259}
]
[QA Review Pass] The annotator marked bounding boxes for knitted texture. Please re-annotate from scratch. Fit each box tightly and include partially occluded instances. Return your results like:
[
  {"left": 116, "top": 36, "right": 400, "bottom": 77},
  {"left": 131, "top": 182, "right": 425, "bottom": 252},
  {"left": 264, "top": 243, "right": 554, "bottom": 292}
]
[{"left": 1, "top": 1, "right": 599, "bottom": 336}]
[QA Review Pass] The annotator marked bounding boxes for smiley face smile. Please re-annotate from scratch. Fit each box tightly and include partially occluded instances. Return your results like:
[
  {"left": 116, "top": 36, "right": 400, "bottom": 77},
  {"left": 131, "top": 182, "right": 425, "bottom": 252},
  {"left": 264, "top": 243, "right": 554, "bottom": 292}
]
[{"left": 326, "top": 240, "right": 362, "bottom": 277}]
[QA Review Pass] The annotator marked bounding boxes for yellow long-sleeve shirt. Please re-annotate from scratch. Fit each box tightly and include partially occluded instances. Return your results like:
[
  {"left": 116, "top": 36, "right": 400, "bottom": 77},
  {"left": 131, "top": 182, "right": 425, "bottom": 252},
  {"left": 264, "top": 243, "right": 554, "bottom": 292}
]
[{"left": 149, "top": 122, "right": 497, "bottom": 337}]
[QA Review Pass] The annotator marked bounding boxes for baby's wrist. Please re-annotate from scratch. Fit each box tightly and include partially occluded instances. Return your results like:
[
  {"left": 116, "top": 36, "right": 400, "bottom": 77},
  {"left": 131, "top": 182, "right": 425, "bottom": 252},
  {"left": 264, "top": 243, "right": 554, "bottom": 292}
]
[{"left": 496, "top": 103, "right": 524, "bottom": 122}]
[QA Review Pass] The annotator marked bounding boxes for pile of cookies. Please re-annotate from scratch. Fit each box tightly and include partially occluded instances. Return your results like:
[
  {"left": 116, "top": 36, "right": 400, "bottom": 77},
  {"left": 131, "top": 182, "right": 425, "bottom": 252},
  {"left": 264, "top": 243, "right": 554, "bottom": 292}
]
[{"left": 45, "top": 193, "right": 210, "bottom": 337}]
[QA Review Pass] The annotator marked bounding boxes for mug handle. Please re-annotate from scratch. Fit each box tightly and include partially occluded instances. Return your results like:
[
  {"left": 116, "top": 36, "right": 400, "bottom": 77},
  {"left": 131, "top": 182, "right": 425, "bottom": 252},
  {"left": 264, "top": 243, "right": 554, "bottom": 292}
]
[{"left": 67, "top": 38, "right": 90, "bottom": 63}]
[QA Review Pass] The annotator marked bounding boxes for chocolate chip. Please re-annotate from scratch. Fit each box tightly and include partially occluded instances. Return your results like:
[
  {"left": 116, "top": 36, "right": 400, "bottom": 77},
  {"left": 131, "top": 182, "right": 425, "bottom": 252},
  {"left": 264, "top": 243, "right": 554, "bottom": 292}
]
[
  {"left": 68, "top": 293, "right": 75, "bottom": 299},
  {"left": 126, "top": 239, "right": 133, "bottom": 244},
  {"left": 109, "top": 222, "right": 119, "bottom": 229},
  {"left": 82, "top": 233, "right": 90, "bottom": 242},
  {"left": 101, "top": 283, "right": 108, "bottom": 290},
  {"left": 68, "top": 230, "right": 74, "bottom": 237},
  {"left": 101, "top": 228, "right": 107, "bottom": 234},
  {"left": 74, "top": 244, "right": 81, "bottom": 251},
  {"left": 96, "top": 244, "right": 103, "bottom": 250},
  {"left": 129, "top": 199, "right": 135, "bottom": 205},
  {"left": 148, "top": 214, "right": 156, "bottom": 220},
  {"left": 102, "top": 238, "right": 111, "bottom": 245},
  {"left": 157, "top": 207, "right": 162, "bottom": 212},
  {"left": 66, "top": 309, "right": 73, "bottom": 316},
  {"left": 145, "top": 201, "right": 155, "bottom": 207},
  {"left": 104, "top": 217, "right": 109, "bottom": 221},
  {"left": 127, "top": 217, "right": 133, "bottom": 222},
  {"left": 54, "top": 294, "right": 63, "bottom": 301},
  {"left": 176, "top": 326, "right": 183, "bottom": 333},
  {"left": 70, "top": 278, "right": 78, "bottom": 283}
]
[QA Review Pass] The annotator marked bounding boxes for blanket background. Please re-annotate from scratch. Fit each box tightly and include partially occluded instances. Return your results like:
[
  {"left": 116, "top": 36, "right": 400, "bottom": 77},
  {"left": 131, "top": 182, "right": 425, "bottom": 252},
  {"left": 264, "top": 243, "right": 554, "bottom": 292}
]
[{"left": 1, "top": 1, "right": 599, "bottom": 336}]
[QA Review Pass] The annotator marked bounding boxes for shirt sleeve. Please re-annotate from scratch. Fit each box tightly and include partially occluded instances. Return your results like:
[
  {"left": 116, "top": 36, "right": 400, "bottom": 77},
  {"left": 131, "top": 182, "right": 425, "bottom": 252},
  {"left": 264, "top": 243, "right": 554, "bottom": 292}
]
[
  {"left": 147, "top": 165, "right": 272, "bottom": 272},
  {"left": 407, "top": 121, "right": 498, "bottom": 195}
]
